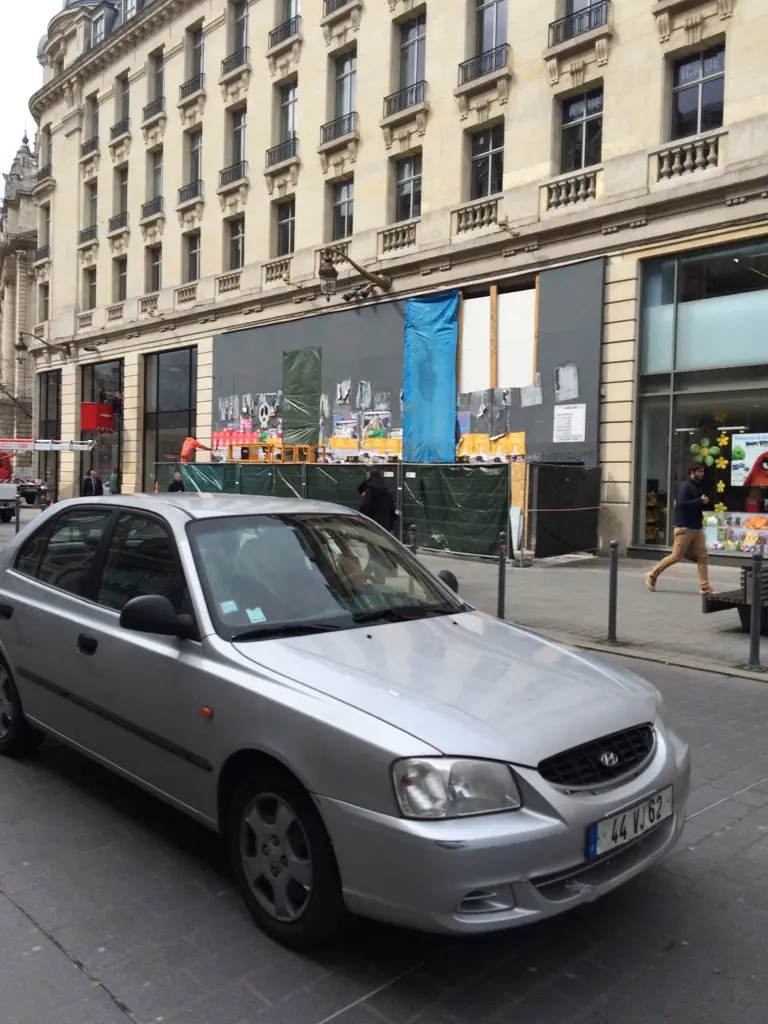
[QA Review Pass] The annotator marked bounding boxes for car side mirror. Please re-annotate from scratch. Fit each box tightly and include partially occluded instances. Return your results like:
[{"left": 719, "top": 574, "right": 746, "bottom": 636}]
[
  {"left": 120, "top": 594, "right": 196, "bottom": 640},
  {"left": 437, "top": 569, "right": 459, "bottom": 594}
]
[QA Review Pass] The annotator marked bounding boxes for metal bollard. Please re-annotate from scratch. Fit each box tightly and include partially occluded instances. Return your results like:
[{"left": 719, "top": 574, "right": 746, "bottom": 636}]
[
  {"left": 748, "top": 550, "right": 763, "bottom": 671},
  {"left": 607, "top": 540, "right": 619, "bottom": 643},
  {"left": 497, "top": 530, "right": 507, "bottom": 619},
  {"left": 408, "top": 524, "right": 417, "bottom": 554},
  {"left": 14, "top": 496, "right": 20, "bottom": 535}
]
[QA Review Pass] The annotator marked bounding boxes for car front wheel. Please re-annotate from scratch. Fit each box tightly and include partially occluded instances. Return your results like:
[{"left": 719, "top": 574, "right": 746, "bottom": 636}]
[
  {"left": 0, "top": 662, "right": 43, "bottom": 758},
  {"left": 227, "top": 767, "right": 347, "bottom": 951}
]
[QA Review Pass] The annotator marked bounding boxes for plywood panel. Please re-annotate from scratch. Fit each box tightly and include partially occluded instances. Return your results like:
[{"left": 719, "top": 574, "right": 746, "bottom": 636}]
[{"left": 497, "top": 288, "right": 536, "bottom": 389}]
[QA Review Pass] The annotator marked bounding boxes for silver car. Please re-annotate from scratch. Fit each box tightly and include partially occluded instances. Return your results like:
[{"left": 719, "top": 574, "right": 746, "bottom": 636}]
[{"left": 0, "top": 495, "right": 690, "bottom": 949}]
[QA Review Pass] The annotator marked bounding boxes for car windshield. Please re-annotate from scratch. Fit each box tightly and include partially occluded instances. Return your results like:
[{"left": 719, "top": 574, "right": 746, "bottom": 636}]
[{"left": 187, "top": 513, "right": 464, "bottom": 640}]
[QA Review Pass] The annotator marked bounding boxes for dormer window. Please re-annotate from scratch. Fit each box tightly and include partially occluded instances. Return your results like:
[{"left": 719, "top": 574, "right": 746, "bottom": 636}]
[
  {"left": 123, "top": 0, "right": 137, "bottom": 21},
  {"left": 92, "top": 14, "right": 106, "bottom": 46}
]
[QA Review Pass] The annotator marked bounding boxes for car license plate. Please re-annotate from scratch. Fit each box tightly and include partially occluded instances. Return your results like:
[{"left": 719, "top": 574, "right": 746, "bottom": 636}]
[{"left": 586, "top": 786, "right": 673, "bottom": 860}]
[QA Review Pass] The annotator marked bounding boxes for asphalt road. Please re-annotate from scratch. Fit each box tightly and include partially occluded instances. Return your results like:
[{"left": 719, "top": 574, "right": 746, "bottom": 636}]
[{"left": 1, "top": 656, "right": 767, "bottom": 1024}]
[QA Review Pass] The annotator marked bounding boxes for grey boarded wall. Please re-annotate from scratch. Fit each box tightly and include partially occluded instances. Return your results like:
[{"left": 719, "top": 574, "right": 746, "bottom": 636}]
[
  {"left": 212, "top": 301, "right": 407, "bottom": 443},
  {"left": 458, "top": 258, "right": 605, "bottom": 467},
  {"left": 522, "top": 257, "right": 605, "bottom": 467}
]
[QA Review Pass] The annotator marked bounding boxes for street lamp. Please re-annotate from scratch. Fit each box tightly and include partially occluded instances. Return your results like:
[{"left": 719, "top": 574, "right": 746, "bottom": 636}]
[
  {"left": 16, "top": 330, "right": 71, "bottom": 359},
  {"left": 317, "top": 246, "right": 393, "bottom": 302}
]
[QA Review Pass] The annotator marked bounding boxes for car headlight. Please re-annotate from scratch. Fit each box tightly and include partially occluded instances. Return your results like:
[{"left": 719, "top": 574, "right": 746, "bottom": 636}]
[{"left": 392, "top": 757, "right": 522, "bottom": 819}]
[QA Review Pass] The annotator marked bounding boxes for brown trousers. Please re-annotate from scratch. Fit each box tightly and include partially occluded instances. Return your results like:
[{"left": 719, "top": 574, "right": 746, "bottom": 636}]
[{"left": 649, "top": 527, "right": 709, "bottom": 588}]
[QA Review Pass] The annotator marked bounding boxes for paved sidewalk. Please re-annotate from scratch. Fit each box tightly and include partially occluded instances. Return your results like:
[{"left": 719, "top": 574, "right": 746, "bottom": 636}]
[{"left": 420, "top": 552, "right": 765, "bottom": 675}]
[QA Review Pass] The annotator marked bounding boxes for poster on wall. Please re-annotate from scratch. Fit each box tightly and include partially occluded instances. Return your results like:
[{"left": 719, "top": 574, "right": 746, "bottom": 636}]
[
  {"left": 362, "top": 410, "right": 391, "bottom": 442},
  {"left": 730, "top": 433, "right": 768, "bottom": 487},
  {"left": 332, "top": 414, "right": 358, "bottom": 440},
  {"left": 552, "top": 404, "right": 587, "bottom": 444}
]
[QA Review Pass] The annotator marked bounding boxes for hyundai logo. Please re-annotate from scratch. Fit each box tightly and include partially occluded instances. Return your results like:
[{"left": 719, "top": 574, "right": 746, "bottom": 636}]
[{"left": 599, "top": 751, "right": 620, "bottom": 768}]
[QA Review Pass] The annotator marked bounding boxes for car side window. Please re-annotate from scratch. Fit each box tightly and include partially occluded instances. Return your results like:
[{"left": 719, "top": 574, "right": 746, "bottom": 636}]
[
  {"left": 96, "top": 513, "right": 189, "bottom": 613},
  {"left": 31, "top": 509, "right": 113, "bottom": 598},
  {"left": 14, "top": 524, "right": 53, "bottom": 578}
]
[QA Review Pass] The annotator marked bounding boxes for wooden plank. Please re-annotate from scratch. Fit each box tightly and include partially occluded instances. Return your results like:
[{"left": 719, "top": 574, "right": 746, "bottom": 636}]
[
  {"left": 489, "top": 285, "right": 498, "bottom": 390},
  {"left": 456, "top": 292, "right": 463, "bottom": 390},
  {"left": 532, "top": 274, "right": 540, "bottom": 383}
]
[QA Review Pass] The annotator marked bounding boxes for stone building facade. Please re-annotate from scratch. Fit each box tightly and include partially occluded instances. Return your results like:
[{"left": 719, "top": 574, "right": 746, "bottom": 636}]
[
  {"left": 0, "top": 133, "right": 39, "bottom": 451},
  {"left": 26, "top": 0, "right": 768, "bottom": 551}
]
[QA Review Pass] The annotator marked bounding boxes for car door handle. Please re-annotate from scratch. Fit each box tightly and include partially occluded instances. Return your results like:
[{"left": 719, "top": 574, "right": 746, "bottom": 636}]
[
  {"left": 77, "top": 634, "right": 98, "bottom": 656},
  {"left": 0, "top": 603, "right": 12, "bottom": 620}
]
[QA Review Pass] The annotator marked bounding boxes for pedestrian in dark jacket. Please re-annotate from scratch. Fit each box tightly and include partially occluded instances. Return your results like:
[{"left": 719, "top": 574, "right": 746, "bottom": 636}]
[
  {"left": 168, "top": 471, "right": 185, "bottom": 493},
  {"left": 81, "top": 470, "right": 103, "bottom": 497},
  {"left": 358, "top": 469, "right": 396, "bottom": 532},
  {"left": 646, "top": 464, "right": 714, "bottom": 595}
]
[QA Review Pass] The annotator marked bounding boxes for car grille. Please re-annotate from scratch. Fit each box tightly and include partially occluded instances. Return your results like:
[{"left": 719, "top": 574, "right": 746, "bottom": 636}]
[{"left": 537, "top": 724, "right": 655, "bottom": 790}]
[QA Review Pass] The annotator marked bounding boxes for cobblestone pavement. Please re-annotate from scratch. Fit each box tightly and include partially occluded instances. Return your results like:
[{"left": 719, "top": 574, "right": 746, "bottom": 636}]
[
  {"left": 420, "top": 552, "right": 760, "bottom": 673},
  {"left": 1, "top": 658, "right": 768, "bottom": 1023}
]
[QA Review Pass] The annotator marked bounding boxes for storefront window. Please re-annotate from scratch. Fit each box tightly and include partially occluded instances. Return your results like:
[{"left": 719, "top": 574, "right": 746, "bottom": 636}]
[
  {"left": 143, "top": 347, "right": 197, "bottom": 490},
  {"left": 637, "top": 237, "right": 768, "bottom": 551},
  {"left": 81, "top": 360, "right": 123, "bottom": 492},
  {"left": 675, "top": 241, "right": 768, "bottom": 371},
  {"left": 38, "top": 370, "right": 61, "bottom": 500},
  {"left": 640, "top": 260, "right": 675, "bottom": 374}
]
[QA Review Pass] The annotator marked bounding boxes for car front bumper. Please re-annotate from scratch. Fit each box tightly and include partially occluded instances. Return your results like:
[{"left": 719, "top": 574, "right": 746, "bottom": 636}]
[{"left": 317, "top": 724, "right": 691, "bottom": 935}]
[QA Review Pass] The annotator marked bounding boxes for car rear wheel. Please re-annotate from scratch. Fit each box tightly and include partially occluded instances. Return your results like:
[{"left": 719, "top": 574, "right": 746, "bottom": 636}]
[
  {"left": 0, "top": 662, "right": 43, "bottom": 758},
  {"left": 25, "top": 495, "right": 36, "bottom": 506},
  {"left": 227, "top": 767, "right": 347, "bottom": 951},
  {"left": 0, "top": 510, "right": 12, "bottom": 523}
]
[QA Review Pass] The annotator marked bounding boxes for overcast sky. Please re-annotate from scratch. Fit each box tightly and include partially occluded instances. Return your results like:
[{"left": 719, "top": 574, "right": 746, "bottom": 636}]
[{"left": 0, "top": 0, "right": 63, "bottom": 174}]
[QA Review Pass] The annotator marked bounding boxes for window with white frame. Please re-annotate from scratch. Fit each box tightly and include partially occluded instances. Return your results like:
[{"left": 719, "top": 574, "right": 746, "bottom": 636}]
[
  {"left": 475, "top": 0, "right": 507, "bottom": 54},
  {"left": 84, "top": 268, "right": 97, "bottom": 310},
  {"left": 331, "top": 179, "right": 354, "bottom": 241},
  {"left": 400, "top": 14, "right": 426, "bottom": 88},
  {"left": 123, "top": 0, "right": 137, "bottom": 22},
  {"left": 114, "top": 257, "right": 128, "bottom": 302},
  {"left": 560, "top": 87, "right": 603, "bottom": 172},
  {"left": 229, "top": 217, "right": 245, "bottom": 270},
  {"left": 335, "top": 51, "right": 357, "bottom": 117},
  {"left": 231, "top": 108, "right": 247, "bottom": 165},
  {"left": 276, "top": 199, "right": 295, "bottom": 256},
  {"left": 147, "top": 245, "right": 162, "bottom": 293},
  {"left": 233, "top": 0, "right": 249, "bottom": 51},
  {"left": 395, "top": 153, "right": 422, "bottom": 222},
  {"left": 91, "top": 14, "right": 106, "bottom": 47},
  {"left": 470, "top": 123, "right": 504, "bottom": 199},
  {"left": 150, "top": 148, "right": 163, "bottom": 198},
  {"left": 671, "top": 45, "right": 725, "bottom": 141},
  {"left": 279, "top": 82, "right": 297, "bottom": 142},
  {"left": 185, "top": 232, "right": 201, "bottom": 282}
]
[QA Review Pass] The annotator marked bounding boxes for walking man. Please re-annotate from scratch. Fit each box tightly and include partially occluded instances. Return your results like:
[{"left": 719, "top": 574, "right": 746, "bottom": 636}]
[
  {"left": 646, "top": 464, "right": 715, "bottom": 595},
  {"left": 357, "top": 469, "right": 396, "bottom": 533}
]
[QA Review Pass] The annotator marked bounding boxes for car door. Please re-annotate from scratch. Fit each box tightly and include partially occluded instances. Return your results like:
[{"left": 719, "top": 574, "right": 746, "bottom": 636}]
[
  {"left": 0, "top": 506, "right": 117, "bottom": 739},
  {"left": 61, "top": 510, "right": 221, "bottom": 820}
]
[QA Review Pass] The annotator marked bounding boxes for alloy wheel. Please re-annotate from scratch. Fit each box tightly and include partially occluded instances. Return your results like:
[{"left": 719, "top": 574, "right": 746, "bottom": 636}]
[{"left": 239, "top": 792, "right": 313, "bottom": 922}]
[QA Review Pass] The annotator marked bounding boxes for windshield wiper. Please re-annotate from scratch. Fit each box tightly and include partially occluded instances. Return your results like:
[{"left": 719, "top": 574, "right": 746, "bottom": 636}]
[
  {"left": 351, "top": 603, "right": 458, "bottom": 626},
  {"left": 231, "top": 622, "right": 344, "bottom": 642}
]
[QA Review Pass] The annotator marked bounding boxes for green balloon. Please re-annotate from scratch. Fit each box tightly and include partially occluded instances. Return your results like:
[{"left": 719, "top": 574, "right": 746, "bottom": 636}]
[
  {"left": 693, "top": 454, "right": 704, "bottom": 463},
  {"left": 704, "top": 455, "right": 715, "bottom": 466},
  {"left": 701, "top": 437, "right": 711, "bottom": 448},
  {"left": 709, "top": 446, "right": 720, "bottom": 456},
  {"left": 691, "top": 444, "right": 701, "bottom": 454}
]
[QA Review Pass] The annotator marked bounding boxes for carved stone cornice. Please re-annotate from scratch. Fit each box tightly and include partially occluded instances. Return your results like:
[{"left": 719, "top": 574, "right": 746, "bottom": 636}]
[{"left": 31, "top": 0, "right": 205, "bottom": 121}]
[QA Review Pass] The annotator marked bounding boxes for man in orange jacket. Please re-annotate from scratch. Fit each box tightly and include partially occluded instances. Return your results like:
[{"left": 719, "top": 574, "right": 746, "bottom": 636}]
[{"left": 180, "top": 436, "right": 210, "bottom": 463}]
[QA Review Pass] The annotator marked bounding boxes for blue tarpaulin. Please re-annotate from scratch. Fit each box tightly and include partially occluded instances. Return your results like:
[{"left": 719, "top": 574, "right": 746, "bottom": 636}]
[{"left": 403, "top": 291, "right": 459, "bottom": 463}]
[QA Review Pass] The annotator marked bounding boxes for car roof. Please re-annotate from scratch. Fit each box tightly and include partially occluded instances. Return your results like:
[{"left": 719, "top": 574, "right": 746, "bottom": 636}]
[{"left": 52, "top": 493, "right": 356, "bottom": 520}]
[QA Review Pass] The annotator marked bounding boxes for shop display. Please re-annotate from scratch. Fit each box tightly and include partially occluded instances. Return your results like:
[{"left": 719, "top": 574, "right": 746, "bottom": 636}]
[{"left": 703, "top": 511, "right": 768, "bottom": 552}]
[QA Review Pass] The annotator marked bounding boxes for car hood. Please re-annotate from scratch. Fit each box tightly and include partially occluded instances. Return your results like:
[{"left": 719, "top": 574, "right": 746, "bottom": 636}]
[{"left": 235, "top": 611, "right": 658, "bottom": 766}]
